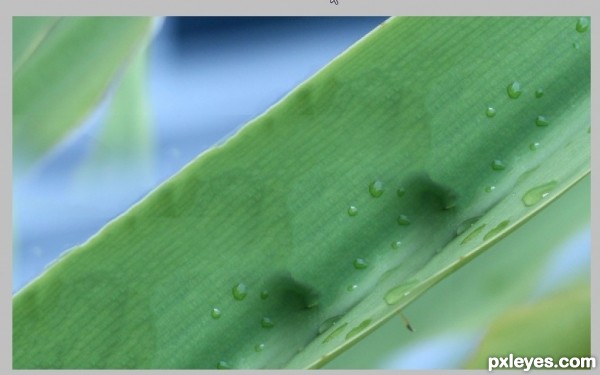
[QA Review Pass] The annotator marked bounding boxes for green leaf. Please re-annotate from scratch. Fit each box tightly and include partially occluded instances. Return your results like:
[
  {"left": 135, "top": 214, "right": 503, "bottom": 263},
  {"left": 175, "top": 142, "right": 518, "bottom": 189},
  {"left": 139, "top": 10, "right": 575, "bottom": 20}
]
[
  {"left": 13, "top": 17, "right": 153, "bottom": 174},
  {"left": 12, "top": 17, "right": 590, "bottom": 369},
  {"left": 465, "top": 282, "right": 590, "bottom": 369},
  {"left": 324, "top": 174, "right": 590, "bottom": 368}
]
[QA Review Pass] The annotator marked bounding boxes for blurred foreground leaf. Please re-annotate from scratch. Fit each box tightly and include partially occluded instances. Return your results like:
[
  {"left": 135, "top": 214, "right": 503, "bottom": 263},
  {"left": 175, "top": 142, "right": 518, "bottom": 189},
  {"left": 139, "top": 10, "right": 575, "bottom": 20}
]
[
  {"left": 13, "top": 17, "right": 60, "bottom": 72},
  {"left": 465, "top": 282, "right": 590, "bottom": 368},
  {"left": 13, "top": 17, "right": 590, "bottom": 369},
  {"left": 75, "top": 46, "right": 154, "bottom": 190},
  {"left": 13, "top": 16, "right": 153, "bottom": 174}
]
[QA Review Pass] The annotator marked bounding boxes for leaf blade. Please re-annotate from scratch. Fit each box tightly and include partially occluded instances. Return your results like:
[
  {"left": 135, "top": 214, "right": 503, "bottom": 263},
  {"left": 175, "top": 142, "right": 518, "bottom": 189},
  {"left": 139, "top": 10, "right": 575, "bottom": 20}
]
[{"left": 13, "top": 17, "right": 590, "bottom": 369}]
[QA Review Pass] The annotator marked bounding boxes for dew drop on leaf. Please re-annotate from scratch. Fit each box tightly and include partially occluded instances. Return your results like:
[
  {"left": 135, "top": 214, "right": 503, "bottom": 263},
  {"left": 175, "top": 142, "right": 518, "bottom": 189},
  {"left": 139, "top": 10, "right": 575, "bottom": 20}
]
[
  {"left": 255, "top": 343, "right": 265, "bottom": 352},
  {"left": 529, "top": 142, "right": 541, "bottom": 151},
  {"left": 522, "top": 181, "right": 558, "bottom": 207},
  {"left": 507, "top": 81, "right": 522, "bottom": 99},
  {"left": 384, "top": 280, "right": 419, "bottom": 305},
  {"left": 397, "top": 214, "right": 411, "bottom": 226},
  {"left": 347, "top": 205, "right": 358, "bottom": 216},
  {"left": 576, "top": 17, "right": 589, "bottom": 33},
  {"left": 456, "top": 216, "right": 482, "bottom": 236},
  {"left": 369, "top": 180, "right": 384, "bottom": 197},
  {"left": 211, "top": 308, "right": 222, "bottom": 319},
  {"left": 318, "top": 315, "right": 342, "bottom": 334},
  {"left": 232, "top": 283, "right": 247, "bottom": 300},
  {"left": 483, "top": 220, "right": 510, "bottom": 241},
  {"left": 353, "top": 258, "right": 368, "bottom": 269},
  {"left": 491, "top": 160, "right": 506, "bottom": 171},
  {"left": 535, "top": 88, "right": 544, "bottom": 98},
  {"left": 260, "top": 290, "right": 269, "bottom": 300},
  {"left": 461, "top": 224, "right": 486, "bottom": 245},
  {"left": 345, "top": 319, "right": 372, "bottom": 340},
  {"left": 485, "top": 106, "right": 497, "bottom": 118},
  {"left": 322, "top": 322, "right": 348, "bottom": 344},
  {"left": 261, "top": 317, "right": 275, "bottom": 328},
  {"left": 535, "top": 115, "right": 550, "bottom": 127}
]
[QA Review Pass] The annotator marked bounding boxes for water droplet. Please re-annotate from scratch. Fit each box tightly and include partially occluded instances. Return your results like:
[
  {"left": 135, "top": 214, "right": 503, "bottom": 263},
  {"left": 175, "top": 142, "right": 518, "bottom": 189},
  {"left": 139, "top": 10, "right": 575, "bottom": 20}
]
[
  {"left": 232, "top": 283, "right": 247, "bottom": 300},
  {"left": 522, "top": 181, "right": 558, "bottom": 207},
  {"left": 211, "top": 308, "right": 222, "bottom": 319},
  {"left": 535, "top": 88, "right": 544, "bottom": 98},
  {"left": 485, "top": 186, "right": 496, "bottom": 193},
  {"left": 507, "top": 81, "right": 522, "bottom": 99},
  {"left": 485, "top": 106, "right": 497, "bottom": 118},
  {"left": 217, "top": 360, "right": 231, "bottom": 369},
  {"left": 529, "top": 142, "right": 541, "bottom": 151},
  {"left": 261, "top": 317, "right": 275, "bottom": 328},
  {"left": 353, "top": 258, "right": 368, "bottom": 269},
  {"left": 391, "top": 240, "right": 402, "bottom": 249},
  {"left": 347, "top": 284, "right": 358, "bottom": 292},
  {"left": 384, "top": 280, "right": 419, "bottom": 305},
  {"left": 576, "top": 17, "right": 589, "bottom": 33},
  {"left": 397, "top": 214, "right": 411, "bottom": 226},
  {"left": 319, "top": 315, "right": 343, "bottom": 334},
  {"left": 461, "top": 224, "right": 486, "bottom": 245},
  {"left": 369, "top": 180, "right": 384, "bottom": 197},
  {"left": 347, "top": 205, "right": 358, "bottom": 216},
  {"left": 535, "top": 115, "right": 550, "bottom": 127},
  {"left": 255, "top": 343, "right": 265, "bottom": 352},
  {"left": 456, "top": 216, "right": 482, "bottom": 236},
  {"left": 573, "top": 42, "right": 580, "bottom": 50},
  {"left": 483, "top": 220, "right": 510, "bottom": 241},
  {"left": 345, "top": 319, "right": 372, "bottom": 340},
  {"left": 260, "top": 290, "right": 269, "bottom": 300},
  {"left": 396, "top": 187, "right": 406, "bottom": 197},
  {"left": 322, "top": 322, "right": 348, "bottom": 344},
  {"left": 491, "top": 160, "right": 506, "bottom": 171}
]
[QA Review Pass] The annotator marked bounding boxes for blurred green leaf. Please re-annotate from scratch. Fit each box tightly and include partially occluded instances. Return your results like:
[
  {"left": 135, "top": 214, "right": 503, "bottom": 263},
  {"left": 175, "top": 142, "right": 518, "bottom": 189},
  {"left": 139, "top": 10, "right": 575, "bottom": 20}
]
[
  {"left": 465, "top": 282, "right": 590, "bottom": 368},
  {"left": 12, "top": 17, "right": 589, "bottom": 369},
  {"left": 13, "top": 16, "right": 153, "bottom": 174},
  {"left": 13, "top": 17, "right": 60, "bottom": 72},
  {"left": 75, "top": 46, "right": 154, "bottom": 189}
]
